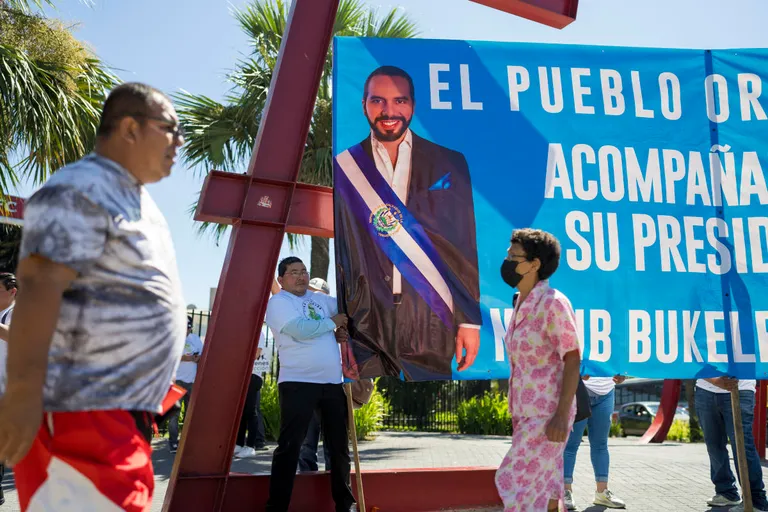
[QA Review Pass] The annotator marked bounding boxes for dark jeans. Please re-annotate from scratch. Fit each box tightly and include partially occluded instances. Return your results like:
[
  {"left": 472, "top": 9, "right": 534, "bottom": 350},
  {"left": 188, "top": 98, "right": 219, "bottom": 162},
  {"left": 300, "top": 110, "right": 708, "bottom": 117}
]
[
  {"left": 237, "top": 374, "right": 266, "bottom": 448},
  {"left": 298, "top": 408, "right": 331, "bottom": 472},
  {"left": 168, "top": 380, "right": 193, "bottom": 447},
  {"left": 266, "top": 382, "right": 355, "bottom": 512},
  {"left": 695, "top": 388, "right": 768, "bottom": 509}
]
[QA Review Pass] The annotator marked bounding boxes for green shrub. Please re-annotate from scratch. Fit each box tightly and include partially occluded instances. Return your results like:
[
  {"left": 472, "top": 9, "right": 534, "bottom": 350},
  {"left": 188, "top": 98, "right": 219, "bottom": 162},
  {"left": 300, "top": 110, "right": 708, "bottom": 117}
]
[
  {"left": 609, "top": 420, "right": 623, "bottom": 438},
  {"left": 261, "top": 376, "right": 281, "bottom": 441},
  {"left": 354, "top": 380, "right": 388, "bottom": 441},
  {"left": 666, "top": 419, "right": 691, "bottom": 442},
  {"left": 457, "top": 392, "right": 512, "bottom": 436}
]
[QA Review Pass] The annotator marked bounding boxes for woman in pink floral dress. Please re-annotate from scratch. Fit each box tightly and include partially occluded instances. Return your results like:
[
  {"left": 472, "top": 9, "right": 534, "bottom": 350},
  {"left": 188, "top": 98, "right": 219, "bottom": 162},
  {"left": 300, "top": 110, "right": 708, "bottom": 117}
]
[{"left": 495, "top": 228, "right": 581, "bottom": 512}]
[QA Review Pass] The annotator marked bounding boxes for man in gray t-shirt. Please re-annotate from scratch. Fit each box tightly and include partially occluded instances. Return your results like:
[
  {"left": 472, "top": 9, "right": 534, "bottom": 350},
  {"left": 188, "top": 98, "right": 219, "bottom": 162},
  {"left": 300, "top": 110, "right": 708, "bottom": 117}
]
[{"left": 0, "top": 82, "right": 186, "bottom": 510}]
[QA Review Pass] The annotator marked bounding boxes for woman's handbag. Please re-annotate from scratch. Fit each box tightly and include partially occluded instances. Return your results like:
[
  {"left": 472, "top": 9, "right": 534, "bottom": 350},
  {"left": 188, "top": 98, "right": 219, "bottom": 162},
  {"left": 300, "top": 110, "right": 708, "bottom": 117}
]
[{"left": 574, "top": 379, "right": 592, "bottom": 423}]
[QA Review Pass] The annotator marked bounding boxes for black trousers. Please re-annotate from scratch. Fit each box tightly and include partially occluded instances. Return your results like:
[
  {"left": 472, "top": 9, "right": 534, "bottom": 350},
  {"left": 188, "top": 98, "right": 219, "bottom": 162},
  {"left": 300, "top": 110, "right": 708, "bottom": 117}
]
[
  {"left": 266, "top": 382, "right": 355, "bottom": 512},
  {"left": 237, "top": 374, "right": 266, "bottom": 448}
]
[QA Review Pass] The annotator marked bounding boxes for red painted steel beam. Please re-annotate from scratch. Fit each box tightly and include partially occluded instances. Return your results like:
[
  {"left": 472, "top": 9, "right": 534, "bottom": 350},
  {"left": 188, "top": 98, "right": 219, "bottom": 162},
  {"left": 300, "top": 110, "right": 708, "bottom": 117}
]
[
  {"left": 195, "top": 171, "right": 334, "bottom": 237},
  {"left": 191, "top": 468, "right": 501, "bottom": 511},
  {"left": 754, "top": 380, "right": 767, "bottom": 460},
  {"left": 469, "top": 0, "right": 578, "bottom": 29},
  {"left": 639, "top": 379, "right": 682, "bottom": 444},
  {"left": 161, "top": 1, "right": 340, "bottom": 510}
]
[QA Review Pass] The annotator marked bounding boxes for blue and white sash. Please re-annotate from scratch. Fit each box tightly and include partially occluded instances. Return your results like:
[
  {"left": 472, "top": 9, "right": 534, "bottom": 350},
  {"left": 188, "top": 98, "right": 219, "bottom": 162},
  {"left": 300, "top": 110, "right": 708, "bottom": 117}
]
[{"left": 335, "top": 144, "right": 454, "bottom": 328}]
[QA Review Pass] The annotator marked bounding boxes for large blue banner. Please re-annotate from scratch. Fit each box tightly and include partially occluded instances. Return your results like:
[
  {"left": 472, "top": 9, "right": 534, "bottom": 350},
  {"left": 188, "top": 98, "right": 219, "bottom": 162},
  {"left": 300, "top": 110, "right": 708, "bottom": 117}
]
[{"left": 332, "top": 38, "right": 768, "bottom": 381}]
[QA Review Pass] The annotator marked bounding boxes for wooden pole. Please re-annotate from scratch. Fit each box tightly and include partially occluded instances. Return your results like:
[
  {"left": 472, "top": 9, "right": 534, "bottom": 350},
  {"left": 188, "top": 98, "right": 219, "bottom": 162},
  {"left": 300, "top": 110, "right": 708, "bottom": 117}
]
[
  {"left": 346, "top": 382, "right": 366, "bottom": 512},
  {"left": 731, "top": 388, "right": 753, "bottom": 512}
]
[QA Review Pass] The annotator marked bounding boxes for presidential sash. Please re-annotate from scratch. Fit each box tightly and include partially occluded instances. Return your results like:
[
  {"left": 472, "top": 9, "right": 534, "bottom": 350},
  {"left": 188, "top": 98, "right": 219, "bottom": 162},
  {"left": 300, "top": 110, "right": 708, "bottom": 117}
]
[{"left": 334, "top": 143, "right": 454, "bottom": 328}]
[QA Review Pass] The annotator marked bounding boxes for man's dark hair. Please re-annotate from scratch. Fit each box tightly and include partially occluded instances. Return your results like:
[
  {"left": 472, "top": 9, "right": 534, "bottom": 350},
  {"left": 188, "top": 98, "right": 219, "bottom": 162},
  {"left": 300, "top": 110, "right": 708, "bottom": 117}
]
[
  {"left": 511, "top": 229, "right": 561, "bottom": 281},
  {"left": 0, "top": 272, "right": 16, "bottom": 291},
  {"left": 97, "top": 82, "right": 170, "bottom": 136},
  {"left": 278, "top": 256, "right": 304, "bottom": 277},
  {"left": 363, "top": 66, "right": 415, "bottom": 102}
]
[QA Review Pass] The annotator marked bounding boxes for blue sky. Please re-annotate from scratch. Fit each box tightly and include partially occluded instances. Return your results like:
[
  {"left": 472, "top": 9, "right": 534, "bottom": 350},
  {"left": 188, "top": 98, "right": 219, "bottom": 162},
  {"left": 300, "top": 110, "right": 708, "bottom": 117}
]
[{"left": 12, "top": 0, "right": 768, "bottom": 308}]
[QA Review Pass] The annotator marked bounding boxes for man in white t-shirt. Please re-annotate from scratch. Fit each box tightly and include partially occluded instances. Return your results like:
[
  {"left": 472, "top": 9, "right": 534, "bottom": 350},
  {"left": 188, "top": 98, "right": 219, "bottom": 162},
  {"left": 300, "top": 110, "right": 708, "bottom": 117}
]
[
  {"left": 0, "top": 272, "right": 16, "bottom": 507},
  {"left": 695, "top": 377, "right": 768, "bottom": 511},
  {"left": 265, "top": 257, "right": 356, "bottom": 512},
  {"left": 167, "top": 315, "right": 204, "bottom": 453}
]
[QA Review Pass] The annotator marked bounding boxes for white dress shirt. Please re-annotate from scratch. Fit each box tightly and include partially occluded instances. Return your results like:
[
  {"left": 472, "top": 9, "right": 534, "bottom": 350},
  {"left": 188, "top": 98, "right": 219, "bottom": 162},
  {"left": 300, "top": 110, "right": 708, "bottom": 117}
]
[{"left": 369, "top": 131, "right": 479, "bottom": 330}]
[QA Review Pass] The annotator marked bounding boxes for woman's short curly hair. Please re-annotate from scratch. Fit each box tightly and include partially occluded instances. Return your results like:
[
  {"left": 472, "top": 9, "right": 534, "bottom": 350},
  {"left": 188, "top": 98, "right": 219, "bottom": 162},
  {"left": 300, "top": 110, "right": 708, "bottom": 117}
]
[{"left": 510, "top": 228, "right": 561, "bottom": 281}]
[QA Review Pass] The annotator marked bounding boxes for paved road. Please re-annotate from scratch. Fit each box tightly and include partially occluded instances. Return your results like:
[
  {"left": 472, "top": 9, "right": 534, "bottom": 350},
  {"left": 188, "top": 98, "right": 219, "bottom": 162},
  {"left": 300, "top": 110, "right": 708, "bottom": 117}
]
[{"left": 1, "top": 433, "right": 765, "bottom": 511}]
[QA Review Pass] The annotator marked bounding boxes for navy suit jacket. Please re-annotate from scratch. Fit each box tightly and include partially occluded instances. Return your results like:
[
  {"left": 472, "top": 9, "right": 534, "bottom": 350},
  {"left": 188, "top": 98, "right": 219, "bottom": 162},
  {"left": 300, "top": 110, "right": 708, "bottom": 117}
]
[{"left": 335, "top": 133, "right": 481, "bottom": 380}]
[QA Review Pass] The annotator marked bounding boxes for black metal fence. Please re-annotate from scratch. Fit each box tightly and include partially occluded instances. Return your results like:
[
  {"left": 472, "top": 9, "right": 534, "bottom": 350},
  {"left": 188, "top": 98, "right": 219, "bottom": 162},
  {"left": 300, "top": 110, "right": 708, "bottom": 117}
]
[
  {"left": 377, "top": 378, "right": 494, "bottom": 432},
  {"left": 187, "top": 309, "right": 497, "bottom": 432}
]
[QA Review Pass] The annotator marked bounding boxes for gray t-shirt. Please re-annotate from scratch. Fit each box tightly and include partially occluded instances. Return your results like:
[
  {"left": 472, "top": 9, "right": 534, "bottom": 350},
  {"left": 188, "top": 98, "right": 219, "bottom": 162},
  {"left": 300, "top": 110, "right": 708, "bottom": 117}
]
[{"left": 20, "top": 153, "right": 186, "bottom": 413}]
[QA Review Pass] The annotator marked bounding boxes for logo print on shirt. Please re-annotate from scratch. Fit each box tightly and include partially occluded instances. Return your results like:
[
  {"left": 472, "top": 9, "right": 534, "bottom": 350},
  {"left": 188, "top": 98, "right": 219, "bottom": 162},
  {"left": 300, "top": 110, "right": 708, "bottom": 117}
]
[{"left": 303, "top": 300, "right": 325, "bottom": 321}]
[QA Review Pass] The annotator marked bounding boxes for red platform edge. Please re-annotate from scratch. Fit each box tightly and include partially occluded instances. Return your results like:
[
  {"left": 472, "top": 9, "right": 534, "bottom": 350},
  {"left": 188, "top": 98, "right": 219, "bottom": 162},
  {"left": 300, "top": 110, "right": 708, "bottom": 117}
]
[
  {"left": 469, "top": 0, "right": 578, "bottom": 29},
  {"left": 197, "top": 467, "right": 502, "bottom": 512}
]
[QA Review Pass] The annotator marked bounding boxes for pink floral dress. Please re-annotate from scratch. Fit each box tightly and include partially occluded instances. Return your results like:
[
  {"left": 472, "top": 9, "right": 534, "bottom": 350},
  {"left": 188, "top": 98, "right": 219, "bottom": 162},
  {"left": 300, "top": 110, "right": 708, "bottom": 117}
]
[{"left": 495, "top": 280, "right": 581, "bottom": 511}]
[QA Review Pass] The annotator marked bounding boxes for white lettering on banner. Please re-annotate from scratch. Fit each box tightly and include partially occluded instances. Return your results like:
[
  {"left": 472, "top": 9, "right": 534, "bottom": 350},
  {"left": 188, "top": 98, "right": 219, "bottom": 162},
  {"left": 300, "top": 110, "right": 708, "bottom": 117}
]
[
  {"left": 429, "top": 63, "right": 452, "bottom": 110},
  {"left": 539, "top": 66, "right": 564, "bottom": 114},
  {"left": 629, "top": 310, "right": 652, "bottom": 362},
  {"left": 564, "top": 211, "right": 620, "bottom": 271},
  {"left": 507, "top": 66, "right": 530, "bottom": 111},
  {"left": 625, "top": 310, "right": 768, "bottom": 365},
  {"left": 460, "top": 64, "right": 484, "bottom": 110},
  {"left": 543, "top": 143, "right": 768, "bottom": 206},
  {"left": 490, "top": 308, "right": 514, "bottom": 362},
  {"left": 705, "top": 74, "right": 730, "bottom": 123},
  {"left": 600, "top": 69, "right": 625, "bottom": 116},
  {"left": 491, "top": 309, "right": 768, "bottom": 366},
  {"left": 738, "top": 74, "right": 768, "bottom": 121},
  {"left": 571, "top": 68, "right": 595, "bottom": 114},
  {"left": 705, "top": 311, "right": 728, "bottom": 363},
  {"left": 629, "top": 214, "right": 764, "bottom": 274}
]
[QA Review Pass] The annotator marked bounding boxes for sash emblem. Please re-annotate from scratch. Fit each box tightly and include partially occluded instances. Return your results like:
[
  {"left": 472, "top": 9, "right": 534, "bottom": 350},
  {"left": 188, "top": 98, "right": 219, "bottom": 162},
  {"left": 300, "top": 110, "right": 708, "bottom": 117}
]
[{"left": 369, "top": 203, "right": 403, "bottom": 237}]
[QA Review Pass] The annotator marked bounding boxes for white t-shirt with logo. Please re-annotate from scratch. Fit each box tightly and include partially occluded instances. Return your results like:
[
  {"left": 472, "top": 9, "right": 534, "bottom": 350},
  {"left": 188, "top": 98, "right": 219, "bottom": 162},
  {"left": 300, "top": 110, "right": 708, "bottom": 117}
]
[
  {"left": 0, "top": 304, "right": 13, "bottom": 394},
  {"left": 253, "top": 331, "right": 271, "bottom": 376},
  {"left": 696, "top": 378, "right": 756, "bottom": 394},
  {"left": 175, "top": 332, "right": 204, "bottom": 383},
  {"left": 265, "top": 290, "right": 342, "bottom": 385}
]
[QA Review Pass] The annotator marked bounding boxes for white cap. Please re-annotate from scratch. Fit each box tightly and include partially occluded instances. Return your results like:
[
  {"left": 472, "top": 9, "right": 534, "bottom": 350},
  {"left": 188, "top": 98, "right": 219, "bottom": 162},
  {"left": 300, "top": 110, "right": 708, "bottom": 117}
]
[{"left": 308, "top": 277, "right": 330, "bottom": 294}]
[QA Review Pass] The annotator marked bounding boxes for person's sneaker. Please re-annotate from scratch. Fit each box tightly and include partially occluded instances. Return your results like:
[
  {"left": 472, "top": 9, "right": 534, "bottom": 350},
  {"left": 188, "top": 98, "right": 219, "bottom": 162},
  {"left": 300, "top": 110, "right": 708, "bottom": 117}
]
[
  {"left": 594, "top": 490, "right": 626, "bottom": 509},
  {"left": 233, "top": 445, "right": 245, "bottom": 458},
  {"left": 730, "top": 504, "right": 768, "bottom": 512},
  {"left": 237, "top": 447, "right": 259, "bottom": 459},
  {"left": 169, "top": 443, "right": 178, "bottom": 454},
  {"left": 708, "top": 495, "right": 741, "bottom": 507},
  {"left": 564, "top": 489, "right": 577, "bottom": 510}
]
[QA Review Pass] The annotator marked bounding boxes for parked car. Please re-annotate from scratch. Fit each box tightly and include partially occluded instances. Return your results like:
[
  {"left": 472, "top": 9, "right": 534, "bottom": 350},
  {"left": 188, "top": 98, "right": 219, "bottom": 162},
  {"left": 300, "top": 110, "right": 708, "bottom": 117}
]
[{"left": 616, "top": 402, "right": 690, "bottom": 436}]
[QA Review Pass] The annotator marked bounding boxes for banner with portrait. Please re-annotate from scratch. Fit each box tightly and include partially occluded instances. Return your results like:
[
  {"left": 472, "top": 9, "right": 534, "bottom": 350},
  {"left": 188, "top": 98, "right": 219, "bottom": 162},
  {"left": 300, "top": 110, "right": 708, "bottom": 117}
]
[{"left": 332, "top": 38, "right": 768, "bottom": 381}]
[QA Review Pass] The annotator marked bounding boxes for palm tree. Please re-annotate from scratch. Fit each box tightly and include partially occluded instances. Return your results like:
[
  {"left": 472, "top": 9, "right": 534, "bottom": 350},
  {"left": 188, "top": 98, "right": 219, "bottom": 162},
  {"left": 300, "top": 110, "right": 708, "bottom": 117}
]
[
  {"left": 0, "top": 0, "right": 116, "bottom": 194},
  {"left": 0, "top": 0, "right": 116, "bottom": 271},
  {"left": 176, "top": 0, "right": 419, "bottom": 280}
]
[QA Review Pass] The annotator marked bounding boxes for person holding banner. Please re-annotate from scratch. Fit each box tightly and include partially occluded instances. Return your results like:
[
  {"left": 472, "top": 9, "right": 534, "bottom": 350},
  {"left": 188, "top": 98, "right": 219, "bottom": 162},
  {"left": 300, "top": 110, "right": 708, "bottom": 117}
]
[
  {"left": 334, "top": 65, "right": 481, "bottom": 381},
  {"left": 265, "top": 257, "right": 356, "bottom": 512},
  {"left": 695, "top": 377, "right": 768, "bottom": 512},
  {"left": 563, "top": 375, "right": 627, "bottom": 510},
  {"left": 495, "top": 229, "right": 581, "bottom": 512}
]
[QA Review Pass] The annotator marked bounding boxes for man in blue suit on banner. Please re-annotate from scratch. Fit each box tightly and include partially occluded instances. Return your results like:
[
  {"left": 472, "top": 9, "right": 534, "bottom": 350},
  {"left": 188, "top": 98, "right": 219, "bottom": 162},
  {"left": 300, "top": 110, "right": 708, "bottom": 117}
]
[{"left": 334, "top": 65, "right": 481, "bottom": 381}]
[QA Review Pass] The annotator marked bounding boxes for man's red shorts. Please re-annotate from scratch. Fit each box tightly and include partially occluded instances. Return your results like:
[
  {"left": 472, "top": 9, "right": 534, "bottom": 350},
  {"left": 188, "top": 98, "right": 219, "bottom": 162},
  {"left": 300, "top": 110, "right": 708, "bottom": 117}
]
[{"left": 14, "top": 410, "right": 154, "bottom": 511}]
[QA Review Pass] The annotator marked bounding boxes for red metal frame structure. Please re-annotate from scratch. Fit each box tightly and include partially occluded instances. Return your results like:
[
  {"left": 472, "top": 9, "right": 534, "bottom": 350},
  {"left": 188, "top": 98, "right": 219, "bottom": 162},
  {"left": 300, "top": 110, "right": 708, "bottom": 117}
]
[{"left": 160, "top": 0, "right": 764, "bottom": 510}]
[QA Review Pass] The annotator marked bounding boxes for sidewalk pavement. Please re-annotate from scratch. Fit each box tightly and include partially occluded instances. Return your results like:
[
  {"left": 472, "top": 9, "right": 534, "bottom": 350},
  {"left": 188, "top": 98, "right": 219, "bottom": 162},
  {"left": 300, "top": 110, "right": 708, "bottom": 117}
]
[{"left": 1, "top": 432, "right": 765, "bottom": 511}]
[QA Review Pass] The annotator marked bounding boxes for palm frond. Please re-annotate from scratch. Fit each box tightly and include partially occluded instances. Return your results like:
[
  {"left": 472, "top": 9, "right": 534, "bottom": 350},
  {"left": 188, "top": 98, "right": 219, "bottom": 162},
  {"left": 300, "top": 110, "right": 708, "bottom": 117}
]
[{"left": 0, "top": 42, "right": 116, "bottom": 194}]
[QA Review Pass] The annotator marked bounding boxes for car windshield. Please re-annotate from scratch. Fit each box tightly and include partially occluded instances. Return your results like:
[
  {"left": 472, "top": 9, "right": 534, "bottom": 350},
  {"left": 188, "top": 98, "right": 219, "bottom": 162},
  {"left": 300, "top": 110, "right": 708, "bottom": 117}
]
[{"left": 645, "top": 404, "right": 659, "bottom": 415}]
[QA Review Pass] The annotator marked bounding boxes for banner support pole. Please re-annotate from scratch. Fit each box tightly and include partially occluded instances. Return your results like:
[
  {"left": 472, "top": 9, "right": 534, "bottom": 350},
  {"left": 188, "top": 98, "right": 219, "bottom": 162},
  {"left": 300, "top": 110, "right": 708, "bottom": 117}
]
[{"left": 731, "top": 388, "right": 753, "bottom": 512}]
